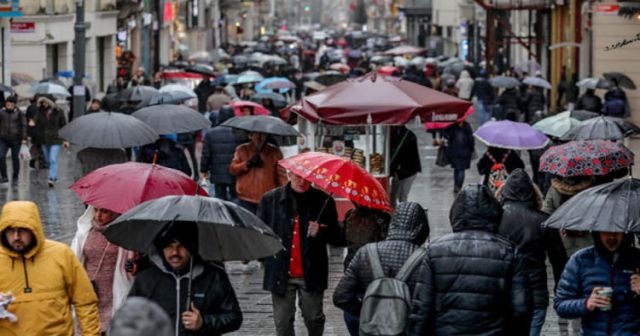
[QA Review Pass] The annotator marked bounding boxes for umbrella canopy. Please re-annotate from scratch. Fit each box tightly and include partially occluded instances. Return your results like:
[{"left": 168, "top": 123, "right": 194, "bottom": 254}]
[
  {"left": 30, "top": 82, "right": 70, "bottom": 97},
  {"left": 532, "top": 111, "right": 581, "bottom": 138},
  {"left": 474, "top": 120, "right": 549, "bottom": 150},
  {"left": 561, "top": 116, "right": 640, "bottom": 141},
  {"left": 544, "top": 177, "right": 640, "bottom": 232},
  {"left": 424, "top": 106, "right": 475, "bottom": 130},
  {"left": 0, "top": 83, "right": 13, "bottom": 93},
  {"left": 70, "top": 162, "right": 207, "bottom": 214},
  {"left": 329, "top": 63, "right": 350, "bottom": 74},
  {"left": 252, "top": 92, "right": 287, "bottom": 106},
  {"left": 132, "top": 104, "right": 211, "bottom": 134},
  {"left": 188, "top": 51, "right": 213, "bottom": 63},
  {"left": 264, "top": 79, "right": 296, "bottom": 90},
  {"left": 104, "top": 195, "right": 283, "bottom": 261},
  {"left": 185, "top": 64, "right": 215, "bottom": 77},
  {"left": 291, "top": 72, "right": 471, "bottom": 125},
  {"left": 576, "top": 77, "right": 611, "bottom": 90},
  {"left": 255, "top": 77, "right": 293, "bottom": 93},
  {"left": 148, "top": 91, "right": 196, "bottom": 105},
  {"left": 347, "top": 49, "right": 363, "bottom": 58},
  {"left": 539, "top": 140, "right": 634, "bottom": 177},
  {"left": 11, "top": 72, "right": 35, "bottom": 86},
  {"left": 228, "top": 101, "right": 270, "bottom": 116},
  {"left": 370, "top": 55, "right": 392, "bottom": 64},
  {"left": 115, "top": 86, "right": 159, "bottom": 106},
  {"left": 603, "top": 72, "right": 636, "bottom": 90},
  {"left": 377, "top": 66, "right": 400, "bottom": 76},
  {"left": 221, "top": 115, "right": 299, "bottom": 137},
  {"left": 314, "top": 72, "right": 348, "bottom": 86},
  {"left": 489, "top": 76, "right": 521, "bottom": 88},
  {"left": 279, "top": 152, "right": 393, "bottom": 212},
  {"left": 570, "top": 109, "right": 601, "bottom": 121},
  {"left": 59, "top": 112, "right": 158, "bottom": 148},
  {"left": 523, "top": 76, "right": 552, "bottom": 89},
  {"left": 159, "top": 83, "right": 196, "bottom": 96},
  {"left": 236, "top": 71, "right": 264, "bottom": 85},
  {"left": 383, "top": 45, "right": 425, "bottom": 56}
]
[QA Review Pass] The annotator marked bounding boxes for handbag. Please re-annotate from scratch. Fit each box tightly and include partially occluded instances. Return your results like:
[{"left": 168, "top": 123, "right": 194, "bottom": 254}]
[
  {"left": 19, "top": 144, "right": 31, "bottom": 161},
  {"left": 435, "top": 145, "right": 450, "bottom": 167}
]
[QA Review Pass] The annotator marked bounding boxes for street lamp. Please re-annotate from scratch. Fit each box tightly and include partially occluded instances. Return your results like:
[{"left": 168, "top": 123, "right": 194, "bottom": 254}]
[{"left": 73, "top": 0, "right": 86, "bottom": 119}]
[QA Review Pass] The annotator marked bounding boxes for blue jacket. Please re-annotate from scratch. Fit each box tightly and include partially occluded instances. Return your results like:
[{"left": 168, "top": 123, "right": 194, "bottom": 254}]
[
  {"left": 554, "top": 245, "right": 640, "bottom": 335},
  {"left": 200, "top": 127, "right": 238, "bottom": 184}
]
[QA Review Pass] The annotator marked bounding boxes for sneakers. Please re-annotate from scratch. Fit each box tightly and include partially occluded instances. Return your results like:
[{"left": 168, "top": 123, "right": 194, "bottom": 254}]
[{"left": 47, "top": 180, "right": 54, "bottom": 188}]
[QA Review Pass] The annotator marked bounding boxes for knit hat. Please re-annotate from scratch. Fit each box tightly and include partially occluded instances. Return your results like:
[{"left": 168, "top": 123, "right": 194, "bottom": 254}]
[{"left": 153, "top": 222, "right": 198, "bottom": 254}]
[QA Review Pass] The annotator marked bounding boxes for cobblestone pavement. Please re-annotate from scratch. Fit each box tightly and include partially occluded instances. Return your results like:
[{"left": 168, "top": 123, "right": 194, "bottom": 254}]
[{"left": 0, "top": 113, "right": 604, "bottom": 335}]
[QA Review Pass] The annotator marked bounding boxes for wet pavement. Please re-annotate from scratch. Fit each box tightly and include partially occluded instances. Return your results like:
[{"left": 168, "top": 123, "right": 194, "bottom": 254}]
[{"left": 0, "top": 113, "right": 605, "bottom": 335}]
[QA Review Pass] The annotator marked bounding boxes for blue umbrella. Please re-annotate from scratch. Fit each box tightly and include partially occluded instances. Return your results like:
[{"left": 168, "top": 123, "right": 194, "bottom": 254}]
[
  {"left": 255, "top": 77, "right": 292, "bottom": 93},
  {"left": 213, "top": 74, "right": 238, "bottom": 86},
  {"left": 236, "top": 71, "right": 264, "bottom": 85}
]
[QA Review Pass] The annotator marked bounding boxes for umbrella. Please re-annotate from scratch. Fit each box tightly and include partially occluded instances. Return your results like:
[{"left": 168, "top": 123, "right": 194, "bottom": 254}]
[
  {"left": 523, "top": 76, "right": 552, "bottom": 90},
  {"left": 104, "top": 195, "right": 283, "bottom": 261},
  {"left": 377, "top": 66, "right": 400, "bottom": 76},
  {"left": 255, "top": 77, "right": 293, "bottom": 93},
  {"left": 424, "top": 106, "right": 475, "bottom": 130},
  {"left": 236, "top": 70, "right": 264, "bottom": 85},
  {"left": 30, "top": 82, "right": 70, "bottom": 97},
  {"left": 252, "top": 92, "right": 287, "bottom": 106},
  {"left": 159, "top": 83, "right": 196, "bottom": 96},
  {"left": 570, "top": 109, "right": 601, "bottom": 121},
  {"left": 148, "top": 91, "right": 196, "bottom": 105},
  {"left": 603, "top": 72, "right": 636, "bottom": 90},
  {"left": 561, "top": 116, "right": 640, "bottom": 141},
  {"left": 185, "top": 64, "right": 215, "bottom": 77},
  {"left": 11, "top": 72, "right": 35, "bottom": 86},
  {"left": 263, "top": 79, "right": 296, "bottom": 90},
  {"left": 115, "top": 86, "right": 159, "bottom": 106},
  {"left": 576, "top": 77, "right": 611, "bottom": 90},
  {"left": 514, "top": 59, "right": 541, "bottom": 75},
  {"left": 370, "top": 55, "right": 392, "bottom": 64},
  {"left": 279, "top": 152, "right": 393, "bottom": 212},
  {"left": 221, "top": 115, "right": 299, "bottom": 136},
  {"left": 263, "top": 55, "right": 288, "bottom": 66},
  {"left": 532, "top": 111, "right": 581, "bottom": 138},
  {"left": 0, "top": 83, "right": 13, "bottom": 93},
  {"left": 213, "top": 74, "right": 238, "bottom": 86},
  {"left": 544, "top": 177, "right": 640, "bottom": 232},
  {"left": 292, "top": 72, "right": 471, "bottom": 125},
  {"left": 232, "top": 55, "right": 249, "bottom": 64},
  {"left": 228, "top": 101, "right": 270, "bottom": 116},
  {"left": 132, "top": 104, "right": 211, "bottom": 134},
  {"left": 314, "top": 72, "right": 348, "bottom": 86},
  {"left": 539, "top": 140, "right": 634, "bottom": 177},
  {"left": 59, "top": 112, "right": 158, "bottom": 148},
  {"left": 303, "top": 81, "right": 327, "bottom": 92},
  {"left": 329, "top": 63, "right": 350, "bottom": 74},
  {"left": 347, "top": 49, "right": 363, "bottom": 59},
  {"left": 489, "top": 76, "right": 521, "bottom": 88},
  {"left": 474, "top": 120, "right": 549, "bottom": 150},
  {"left": 70, "top": 162, "right": 207, "bottom": 214},
  {"left": 188, "top": 51, "right": 213, "bottom": 63},
  {"left": 383, "top": 45, "right": 425, "bottom": 56}
]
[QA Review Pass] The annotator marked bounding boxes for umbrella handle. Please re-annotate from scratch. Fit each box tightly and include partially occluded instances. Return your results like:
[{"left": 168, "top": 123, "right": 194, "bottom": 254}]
[
  {"left": 152, "top": 150, "right": 158, "bottom": 165},
  {"left": 185, "top": 257, "right": 194, "bottom": 311},
  {"left": 314, "top": 193, "right": 332, "bottom": 223}
]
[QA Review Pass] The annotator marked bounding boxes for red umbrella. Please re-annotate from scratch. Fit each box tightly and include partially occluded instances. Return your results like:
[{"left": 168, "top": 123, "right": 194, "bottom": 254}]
[
  {"left": 279, "top": 152, "right": 393, "bottom": 212},
  {"left": 424, "top": 106, "right": 475, "bottom": 130},
  {"left": 377, "top": 66, "right": 400, "bottom": 76},
  {"left": 70, "top": 162, "right": 208, "bottom": 214},
  {"left": 229, "top": 101, "right": 270, "bottom": 116},
  {"left": 290, "top": 72, "right": 471, "bottom": 125}
]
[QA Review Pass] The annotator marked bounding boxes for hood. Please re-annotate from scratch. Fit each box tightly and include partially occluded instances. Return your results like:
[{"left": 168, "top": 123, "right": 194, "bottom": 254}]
[
  {"left": 592, "top": 231, "right": 634, "bottom": 264},
  {"left": 497, "top": 168, "right": 543, "bottom": 209},
  {"left": 36, "top": 96, "right": 56, "bottom": 108},
  {"left": 450, "top": 184, "right": 503, "bottom": 233},
  {"left": 459, "top": 70, "right": 471, "bottom": 80},
  {"left": 386, "top": 202, "right": 429, "bottom": 244},
  {"left": 551, "top": 177, "right": 592, "bottom": 196},
  {"left": 0, "top": 201, "right": 45, "bottom": 258}
]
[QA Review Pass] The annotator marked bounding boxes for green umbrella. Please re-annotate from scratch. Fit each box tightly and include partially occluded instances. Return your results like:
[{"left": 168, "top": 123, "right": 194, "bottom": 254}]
[{"left": 532, "top": 111, "right": 581, "bottom": 138}]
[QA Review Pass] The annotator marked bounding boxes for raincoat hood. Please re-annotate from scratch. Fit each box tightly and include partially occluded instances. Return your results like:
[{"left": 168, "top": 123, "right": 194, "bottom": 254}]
[
  {"left": 450, "top": 184, "right": 502, "bottom": 233},
  {"left": 498, "top": 168, "right": 543, "bottom": 209},
  {"left": 36, "top": 96, "right": 56, "bottom": 108},
  {"left": 0, "top": 201, "right": 44, "bottom": 258},
  {"left": 386, "top": 202, "right": 429, "bottom": 244},
  {"left": 591, "top": 231, "right": 635, "bottom": 264}
]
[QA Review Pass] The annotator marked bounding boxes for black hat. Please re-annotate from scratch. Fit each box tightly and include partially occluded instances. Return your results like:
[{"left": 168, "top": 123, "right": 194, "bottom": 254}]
[
  {"left": 5, "top": 96, "right": 17, "bottom": 104},
  {"left": 153, "top": 222, "right": 198, "bottom": 254}
]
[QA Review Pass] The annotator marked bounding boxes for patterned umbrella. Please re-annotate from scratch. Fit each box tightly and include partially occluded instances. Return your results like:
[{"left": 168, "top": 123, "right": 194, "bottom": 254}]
[
  {"left": 539, "top": 140, "right": 634, "bottom": 177},
  {"left": 279, "top": 152, "right": 393, "bottom": 212}
]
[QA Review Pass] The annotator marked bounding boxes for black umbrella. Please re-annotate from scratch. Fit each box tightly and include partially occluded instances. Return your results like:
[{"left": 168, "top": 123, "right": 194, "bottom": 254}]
[
  {"left": 570, "top": 109, "right": 600, "bottom": 121},
  {"left": 115, "top": 86, "right": 159, "bottom": 106},
  {"left": 489, "top": 76, "right": 521, "bottom": 88},
  {"left": 315, "top": 72, "right": 348, "bottom": 86},
  {"left": 59, "top": 112, "right": 159, "bottom": 148},
  {"left": 221, "top": 115, "right": 300, "bottom": 146},
  {"left": 148, "top": 91, "right": 196, "bottom": 106},
  {"left": 603, "top": 72, "right": 636, "bottom": 90},
  {"left": 185, "top": 64, "right": 215, "bottom": 77},
  {"left": 132, "top": 104, "right": 211, "bottom": 134},
  {"left": 104, "top": 195, "right": 284, "bottom": 261},
  {"left": 561, "top": 116, "right": 640, "bottom": 141},
  {"left": 544, "top": 177, "right": 640, "bottom": 232}
]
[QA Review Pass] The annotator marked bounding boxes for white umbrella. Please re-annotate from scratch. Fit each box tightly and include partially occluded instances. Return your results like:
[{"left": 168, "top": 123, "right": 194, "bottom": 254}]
[
  {"left": 30, "top": 82, "right": 70, "bottom": 97},
  {"left": 523, "top": 76, "right": 552, "bottom": 90}
]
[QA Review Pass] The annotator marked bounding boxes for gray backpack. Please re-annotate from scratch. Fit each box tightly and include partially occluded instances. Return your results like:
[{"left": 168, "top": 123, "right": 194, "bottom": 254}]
[{"left": 359, "top": 244, "right": 427, "bottom": 336}]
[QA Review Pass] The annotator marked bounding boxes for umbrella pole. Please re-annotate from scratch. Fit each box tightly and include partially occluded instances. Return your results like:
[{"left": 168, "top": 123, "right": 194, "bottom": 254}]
[
  {"left": 314, "top": 193, "right": 332, "bottom": 223},
  {"left": 185, "top": 256, "right": 194, "bottom": 310}
]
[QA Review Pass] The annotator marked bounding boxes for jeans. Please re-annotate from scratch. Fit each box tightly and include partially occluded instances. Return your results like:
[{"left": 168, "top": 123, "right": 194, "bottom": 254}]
[
  {"left": 271, "top": 278, "right": 325, "bottom": 336},
  {"left": 529, "top": 307, "right": 547, "bottom": 336},
  {"left": 476, "top": 101, "right": 491, "bottom": 125},
  {"left": 0, "top": 139, "right": 20, "bottom": 179},
  {"left": 41, "top": 144, "right": 61, "bottom": 181},
  {"left": 390, "top": 173, "right": 417, "bottom": 206},
  {"left": 213, "top": 183, "right": 237, "bottom": 202},
  {"left": 344, "top": 311, "right": 360, "bottom": 336},
  {"left": 454, "top": 169, "right": 465, "bottom": 190}
]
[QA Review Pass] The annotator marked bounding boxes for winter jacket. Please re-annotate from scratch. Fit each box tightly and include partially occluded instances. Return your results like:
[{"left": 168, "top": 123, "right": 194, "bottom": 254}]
[
  {"left": 333, "top": 202, "right": 429, "bottom": 317},
  {"left": 129, "top": 251, "right": 242, "bottom": 336},
  {"left": 230, "top": 142, "right": 287, "bottom": 204},
  {"left": 523, "top": 88, "right": 546, "bottom": 124},
  {"left": 0, "top": 201, "right": 100, "bottom": 336},
  {"left": 477, "top": 147, "right": 525, "bottom": 185},
  {"left": 554, "top": 237, "right": 640, "bottom": 335},
  {"left": 0, "top": 107, "right": 26, "bottom": 141},
  {"left": 497, "top": 169, "right": 568, "bottom": 309},
  {"left": 575, "top": 92, "right": 603, "bottom": 112},
  {"left": 408, "top": 184, "right": 533, "bottom": 336},
  {"left": 541, "top": 177, "right": 593, "bottom": 215},
  {"left": 33, "top": 97, "right": 67, "bottom": 145},
  {"left": 139, "top": 138, "right": 192, "bottom": 177},
  {"left": 194, "top": 80, "right": 216, "bottom": 113},
  {"left": 455, "top": 70, "right": 474, "bottom": 100},
  {"left": 472, "top": 76, "right": 495, "bottom": 103},
  {"left": 443, "top": 121, "right": 475, "bottom": 170},
  {"left": 603, "top": 88, "right": 630, "bottom": 118},
  {"left": 257, "top": 183, "right": 341, "bottom": 296},
  {"left": 390, "top": 127, "right": 422, "bottom": 180},
  {"left": 200, "top": 108, "right": 238, "bottom": 184},
  {"left": 341, "top": 206, "right": 391, "bottom": 269}
]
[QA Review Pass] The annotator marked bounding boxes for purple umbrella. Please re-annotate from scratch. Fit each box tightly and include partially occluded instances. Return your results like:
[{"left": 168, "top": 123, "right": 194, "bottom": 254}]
[{"left": 474, "top": 120, "right": 549, "bottom": 150}]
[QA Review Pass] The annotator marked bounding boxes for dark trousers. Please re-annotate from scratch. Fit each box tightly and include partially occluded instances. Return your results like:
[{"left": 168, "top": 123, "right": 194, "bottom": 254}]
[
  {"left": 214, "top": 183, "right": 237, "bottom": 202},
  {"left": 0, "top": 138, "right": 21, "bottom": 179},
  {"left": 454, "top": 168, "right": 465, "bottom": 189},
  {"left": 272, "top": 278, "right": 325, "bottom": 336},
  {"left": 344, "top": 311, "right": 360, "bottom": 336}
]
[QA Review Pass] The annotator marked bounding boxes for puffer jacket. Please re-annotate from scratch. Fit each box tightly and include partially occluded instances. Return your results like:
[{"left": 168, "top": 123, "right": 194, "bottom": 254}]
[
  {"left": 408, "top": 184, "right": 533, "bottom": 336},
  {"left": 0, "top": 201, "right": 100, "bottom": 336},
  {"left": 554, "top": 235, "right": 640, "bottom": 335},
  {"left": 0, "top": 107, "right": 26, "bottom": 141},
  {"left": 33, "top": 97, "right": 67, "bottom": 145},
  {"left": 129, "top": 250, "right": 243, "bottom": 336},
  {"left": 497, "top": 169, "right": 568, "bottom": 309},
  {"left": 200, "top": 107, "right": 237, "bottom": 184},
  {"left": 575, "top": 91, "right": 602, "bottom": 112},
  {"left": 229, "top": 142, "right": 287, "bottom": 204},
  {"left": 455, "top": 70, "right": 474, "bottom": 100},
  {"left": 523, "top": 88, "right": 546, "bottom": 124},
  {"left": 333, "top": 202, "right": 429, "bottom": 316}
]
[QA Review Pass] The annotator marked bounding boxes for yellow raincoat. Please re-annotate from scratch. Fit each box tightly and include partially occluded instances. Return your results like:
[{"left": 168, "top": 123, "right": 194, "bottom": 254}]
[{"left": 0, "top": 201, "right": 100, "bottom": 335}]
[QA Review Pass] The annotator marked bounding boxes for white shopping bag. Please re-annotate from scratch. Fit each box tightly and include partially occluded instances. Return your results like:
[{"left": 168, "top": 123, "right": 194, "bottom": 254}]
[{"left": 19, "top": 144, "right": 31, "bottom": 161}]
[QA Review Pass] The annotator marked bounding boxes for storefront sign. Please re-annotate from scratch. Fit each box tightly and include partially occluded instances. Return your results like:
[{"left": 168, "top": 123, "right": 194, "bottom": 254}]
[
  {"left": 10, "top": 22, "right": 34, "bottom": 33},
  {"left": 0, "top": 0, "right": 22, "bottom": 18},
  {"left": 594, "top": 4, "right": 620, "bottom": 15}
]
